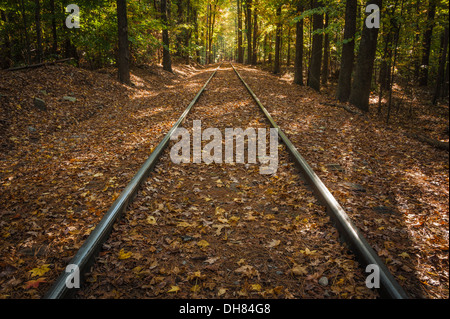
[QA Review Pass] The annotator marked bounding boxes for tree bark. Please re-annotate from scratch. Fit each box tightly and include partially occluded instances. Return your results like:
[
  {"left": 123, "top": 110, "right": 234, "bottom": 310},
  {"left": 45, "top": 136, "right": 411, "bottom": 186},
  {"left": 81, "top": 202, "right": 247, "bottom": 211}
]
[
  {"left": 307, "top": 0, "right": 323, "bottom": 92},
  {"left": 245, "top": 0, "right": 252, "bottom": 65},
  {"left": 50, "top": 0, "right": 58, "bottom": 55},
  {"left": 293, "top": 2, "right": 304, "bottom": 85},
  {"left": 432, "top": 27, "right": 449, "bottom": 105},
  {"left": 349, "top": 0, "right": 382, "bottom": 112},
  {"left": 117, "top": 0, "right": 131, "bottom": 84},
  {"left": 161, "top": 0, "right": 173, "bottom": 72},
  {"left": 336, "top": 0, "right": 356, "bottom": 102},
  {"left": 273, "top": 5, "right": 282, "bottom": 74},
  {"left": 0, "top": 10, "right": 12, "bottom": 69},
  {"left": 321, "top": 13, "right": 329, "bottom": 85},
  {"left": 419, "top": 0, "right": 437, "bottom": 86},
  {"left": 34, "top": 0, "right": 43, "bottom": 63},
  {"left": 237, "top": 0, "right": 243, "bottom": 63},
  {"left": 252, "top": 1, "right": 258, "bottom": 65}
]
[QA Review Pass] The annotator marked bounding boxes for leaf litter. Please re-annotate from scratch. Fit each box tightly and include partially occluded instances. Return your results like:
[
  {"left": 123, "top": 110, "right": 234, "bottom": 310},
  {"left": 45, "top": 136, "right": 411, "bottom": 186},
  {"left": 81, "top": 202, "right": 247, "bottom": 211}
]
[{"left": 76, "top": 65, "right": 377, "bottom": 299}]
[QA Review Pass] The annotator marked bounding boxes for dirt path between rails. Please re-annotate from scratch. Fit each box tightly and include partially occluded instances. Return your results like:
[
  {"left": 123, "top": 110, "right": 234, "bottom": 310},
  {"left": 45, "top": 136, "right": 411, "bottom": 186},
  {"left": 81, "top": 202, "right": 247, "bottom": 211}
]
[{"left": 76, "top": 64, "right": 377, "bottom": 299}]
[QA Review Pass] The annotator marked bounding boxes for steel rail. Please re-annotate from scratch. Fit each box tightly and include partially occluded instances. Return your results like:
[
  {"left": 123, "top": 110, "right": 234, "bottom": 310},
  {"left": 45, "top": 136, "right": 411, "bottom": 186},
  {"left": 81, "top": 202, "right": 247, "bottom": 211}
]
[
  {"left": 230, "top": 63, "right": 409, "bottom": 299},
  {"left": 43, "top": 64, "right": 222, "bottom": 299}
]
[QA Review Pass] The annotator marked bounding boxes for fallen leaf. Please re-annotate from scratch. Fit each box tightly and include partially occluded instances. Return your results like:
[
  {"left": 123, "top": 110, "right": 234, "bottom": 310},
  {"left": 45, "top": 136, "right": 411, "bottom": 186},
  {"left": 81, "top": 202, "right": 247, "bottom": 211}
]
[
  {"left": 251, "top": 284, "right": 262, "bottom": 291},
  {"left": 289, "top": 264, "right": 308, "bottom": 276},
  {"left": 197, "top": 240, "right": 210, "bottom": 248},
  {"left": 218, "top": 288, "right": 227, "bottom": 296},
  {"left": 168, "top": 286, "right": 180, "bottom": 293},
  {"left": 29, "top": 264, "right": 51, "bottom": 277},
  {"left": 24, "top": 278, "right": 47, "bottom": 289},
  {"left": 118, "top": 248, "right": 132, "bottom": 260},
  {"left": 266, "top": 239, "right": 281, "bottom": 248},
  {"left": 146, "top": 216, "right": 157, "bottom": 225}
]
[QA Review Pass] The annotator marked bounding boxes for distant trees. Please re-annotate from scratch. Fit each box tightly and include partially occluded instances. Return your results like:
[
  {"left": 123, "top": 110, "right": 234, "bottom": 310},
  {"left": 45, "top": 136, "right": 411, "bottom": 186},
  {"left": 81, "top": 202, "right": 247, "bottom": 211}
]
[{"left": 0, "top": 0, "right": 448, "bottom": 109}]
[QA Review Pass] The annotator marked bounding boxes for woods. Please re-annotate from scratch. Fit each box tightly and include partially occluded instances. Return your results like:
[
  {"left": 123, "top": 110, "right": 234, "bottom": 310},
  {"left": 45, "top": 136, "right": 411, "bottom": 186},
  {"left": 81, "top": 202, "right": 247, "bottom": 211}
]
[
  {"left": 1, "top": 0, "right": 448, "bottom": 111},
  {"left": 0, "top": 0, "right": 448, "bottom": 302}
]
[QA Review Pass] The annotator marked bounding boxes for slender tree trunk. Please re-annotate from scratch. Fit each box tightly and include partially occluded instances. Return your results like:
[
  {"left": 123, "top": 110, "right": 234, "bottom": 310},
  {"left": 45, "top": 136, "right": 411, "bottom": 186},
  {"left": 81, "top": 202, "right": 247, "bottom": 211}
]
[
  {"left": 161, "top": 0, "right": 172, "bottom": 72},
  {"left": 237, "top": 0, "right": 243, "bottom": 63},
  {"left": 117, "top": 0, "right": 131, "bottom": 84},
  {"left": 245, "top": 0, "right": 252, "bottom": 64},
  {"left": 49, "top": 0, "right": 58, "bottom": 55},
  {"left": 252, "top": 1, "right": 258, "bottom": 65},
  {"left": 273, "top": 5, "right": 282, "bottom": 74},
  {"left": 287, "top": 25, "right": 291, "bottom": 66},
  {"left": 34, "top": 0, "right": 42, "bottom": 63},
  {"left": 419, "top": 0, "right": 437, "bottom": 86},
  {"left": 349, "top": 0, "right": 382, "bottom": 112},
  {"left": 307, "top": 0, "right": 323, "bottom": 91},
  {"left": 432, "top": 27, "right": 449, "bottom": 105},
  {"left": 386, "top": 0, "right": 404, "bottom": 124},
  {"left": 336, "top": 0, "right": 356, "bottom": 101},
  {"left": 443, "top": 52, "right": 449, "bottom": 98},
  {"left": 0, "top": 10, "right": 12, "bottom": 69},
  {"left": 19, "top": 0, "right": 31, "bottom": 64},
  {"left": 293, "top": 2, "right": 304, "bottom": 85},
  {"left": 321, "top": 13, "right": 329, "bottom": 85}
]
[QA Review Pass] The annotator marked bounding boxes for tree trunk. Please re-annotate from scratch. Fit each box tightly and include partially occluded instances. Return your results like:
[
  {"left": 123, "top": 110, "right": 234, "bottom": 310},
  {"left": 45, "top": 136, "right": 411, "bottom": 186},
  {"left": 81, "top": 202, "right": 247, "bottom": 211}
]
[
  {"left": 293, "top": 2, "right": 304, "bottom": 85},
  {"left": 20, "top": 0, "right": 31, "bottom": 64},
  {"left": 321, "top": 13, "right": 329, "bottom": 85},
  {"left": 161, "top": 0, "right": 172, "bottom": 72},
  {"left": 336, "top": 0, "right": 356, "bottom": 102},
  {"left": 237, "top": 0, "right": 243, "bottom": 63},
  {"left": 432, "top": 27, "right": 449, "bottom": 105},
  {"left": 246, "top": 0, "right": 252, "bottom": 64},
  {"left": 117, "top": 0, "right": 131, "bottom": 84},
  {"left": 50, "top": 0, "right": 58, "bottom": 55},
  {"left": 287, "top": 25, "right": 291, "bottom": 66},
  {"left": 0, "top": 10, "right": 12, "bottom": 69},
  {"left": 273, "top": 5, "right": 282, "bottom": 74},
  {"left": 349, "top": 0, "right": 382, "bottom": 112},
  {"left": 252, "top": 1, "right": 258, "bottom": 65},
  {"left": 307, "top": 0, "right": 323, "bottom": 92},
  {"left": 419, "top": 0, "right": 437, "bottom": 86},
  {"left": 34, "top": 0, "right": 42, "bottom": 63}
]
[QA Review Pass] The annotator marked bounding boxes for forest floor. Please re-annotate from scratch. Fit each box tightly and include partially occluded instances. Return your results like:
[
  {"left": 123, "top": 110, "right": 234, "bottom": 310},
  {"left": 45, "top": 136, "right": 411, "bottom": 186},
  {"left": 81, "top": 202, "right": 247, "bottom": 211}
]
[{"left": 0, "top": 61, "right": 448, "bottom": 299}]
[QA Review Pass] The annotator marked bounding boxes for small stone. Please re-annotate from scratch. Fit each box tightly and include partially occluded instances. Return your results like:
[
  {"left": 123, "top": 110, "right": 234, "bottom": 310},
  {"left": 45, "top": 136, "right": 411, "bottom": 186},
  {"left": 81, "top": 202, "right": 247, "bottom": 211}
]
[
  {"left": 319, "top": 276, "right": 329, "bottom": 286},
  {"left": 27, "top": 126, "right": 36, "bottom": 133},
  {"left": 63, "top": 96, "right": 77, "bottom": 102},
  {"left": 33, "top": 97, "right": 47, "bottom": 111}
]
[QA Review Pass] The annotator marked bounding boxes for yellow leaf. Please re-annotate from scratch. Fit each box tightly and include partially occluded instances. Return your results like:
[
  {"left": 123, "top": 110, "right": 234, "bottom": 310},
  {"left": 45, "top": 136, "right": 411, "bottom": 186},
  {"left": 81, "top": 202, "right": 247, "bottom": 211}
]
[
  {"left": 168, "top": 286, "right": 180, "bottom": 293},
  {"left": 251, "top": 284, "right": 262, "bottom": 291},
  {"left": 229, "top": 216, "right": 240, "bottom": 225},
  {"left": 218, "top": 288, "right": 227, "bottom": 296},
  {"left": 146, "top": 216, "right": 157, "bottom": 225},
  {"left": 177, "top": 221, "right": 192, "bottom": 227},
  {"left": 398, "top": 252, "right": 410, "bottom": 259},
  {"left": 197, "top": 240, "right": 210, "bottom": 248},
  {"left": 215, "top": 207, "right": 225, "bottom": 215},
  {"left": 29, "top": 264, "right": 51, "bottom": 277},
  {"left": 300, "top": 247, "right": 316, "bottom": 255},
  {"left": 118, "top": 248, "right": 132, "bottom": 260},
  {"left": 191, "top": 285, "right": 201, "bottom": 293}
]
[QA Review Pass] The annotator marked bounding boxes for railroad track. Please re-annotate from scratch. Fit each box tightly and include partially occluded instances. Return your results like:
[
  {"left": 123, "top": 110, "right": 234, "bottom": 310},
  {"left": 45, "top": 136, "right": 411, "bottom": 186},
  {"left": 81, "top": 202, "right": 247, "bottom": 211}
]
[{"left": 44, "top": 63, "right": 408, "bottom": 299}]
